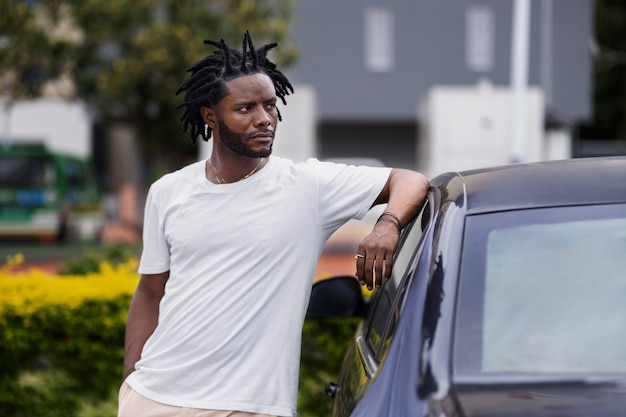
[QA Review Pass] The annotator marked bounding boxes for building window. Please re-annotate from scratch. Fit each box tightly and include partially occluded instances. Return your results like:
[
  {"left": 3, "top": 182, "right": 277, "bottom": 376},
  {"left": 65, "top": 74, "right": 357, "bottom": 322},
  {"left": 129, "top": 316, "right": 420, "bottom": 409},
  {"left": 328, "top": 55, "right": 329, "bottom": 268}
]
[
  {"left": 466, "top": 5, "right": 494, "bottom": 72},
  {"left": 364, "top": 7, "right": 395, "bottom": 73}
]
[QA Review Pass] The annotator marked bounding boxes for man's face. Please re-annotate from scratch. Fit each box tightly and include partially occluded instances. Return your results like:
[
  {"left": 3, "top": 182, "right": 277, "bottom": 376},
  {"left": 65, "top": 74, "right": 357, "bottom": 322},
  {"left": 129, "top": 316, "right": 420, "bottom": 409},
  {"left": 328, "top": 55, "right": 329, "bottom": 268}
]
[
  {"left": 209, "top": 73, "right": 279, "bottom": 158},
  {"left": 216, "top": 115, "right": 274, "bottom": 158}
]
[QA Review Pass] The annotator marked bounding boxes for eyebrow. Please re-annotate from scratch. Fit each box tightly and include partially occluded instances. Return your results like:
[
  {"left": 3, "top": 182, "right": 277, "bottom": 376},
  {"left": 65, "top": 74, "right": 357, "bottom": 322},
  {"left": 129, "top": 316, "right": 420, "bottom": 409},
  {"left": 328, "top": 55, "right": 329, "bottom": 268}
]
[{"left": 231, "top": 97, "right": 277, "bottom": 107}]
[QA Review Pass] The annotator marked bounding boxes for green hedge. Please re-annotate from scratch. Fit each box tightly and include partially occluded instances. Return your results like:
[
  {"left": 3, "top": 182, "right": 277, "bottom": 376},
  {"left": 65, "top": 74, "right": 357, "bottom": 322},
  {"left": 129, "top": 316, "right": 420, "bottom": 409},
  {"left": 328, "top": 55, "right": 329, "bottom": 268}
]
[
  {"left": 299, "top": 318, "right": 361, "bottom": 417},
  {"left": 1, "top": 265, "right": 360, "bottom": 417},
  {"left": 0, "top": 296, "right": 130, "bottom": 416}
]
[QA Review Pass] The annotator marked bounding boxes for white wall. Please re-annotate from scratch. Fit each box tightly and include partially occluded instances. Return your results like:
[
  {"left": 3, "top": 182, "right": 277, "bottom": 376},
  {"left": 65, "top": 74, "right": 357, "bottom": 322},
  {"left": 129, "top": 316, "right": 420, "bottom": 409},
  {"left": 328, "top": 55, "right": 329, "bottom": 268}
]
[
  {"left": 418, "top": 83, "right": 548, "bottom": 178},
  {"left": 0, "top": 99, "right": 91, "bottom": 158},
  {"left": 272, "top": 84, "right": 317, "bottom": 162}
]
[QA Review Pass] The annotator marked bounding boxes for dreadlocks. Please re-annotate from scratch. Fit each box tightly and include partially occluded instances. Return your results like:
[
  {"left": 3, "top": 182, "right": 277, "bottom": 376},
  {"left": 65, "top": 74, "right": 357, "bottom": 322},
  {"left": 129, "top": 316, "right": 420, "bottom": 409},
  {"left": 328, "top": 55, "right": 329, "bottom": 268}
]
[{"left": 176, "top": 31, "right": 294, "bottom": 143}]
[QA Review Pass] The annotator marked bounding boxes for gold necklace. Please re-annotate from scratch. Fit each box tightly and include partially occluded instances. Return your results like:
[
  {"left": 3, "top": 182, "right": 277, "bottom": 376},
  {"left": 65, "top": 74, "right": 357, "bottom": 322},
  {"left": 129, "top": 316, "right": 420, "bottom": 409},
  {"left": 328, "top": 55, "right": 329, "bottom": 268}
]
[
  {"left": 208, "top": 160, "right": 226, "bottom": 184},
  {"left": 209, "top": 158, "right": 265, "bottom": 184}
]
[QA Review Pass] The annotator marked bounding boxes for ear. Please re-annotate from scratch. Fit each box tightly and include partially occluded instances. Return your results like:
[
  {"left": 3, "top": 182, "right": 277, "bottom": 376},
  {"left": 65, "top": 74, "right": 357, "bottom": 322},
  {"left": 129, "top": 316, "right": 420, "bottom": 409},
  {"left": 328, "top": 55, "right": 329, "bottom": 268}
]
[{"left": 200, "top": 106, "right": 217, "bottom": 130}]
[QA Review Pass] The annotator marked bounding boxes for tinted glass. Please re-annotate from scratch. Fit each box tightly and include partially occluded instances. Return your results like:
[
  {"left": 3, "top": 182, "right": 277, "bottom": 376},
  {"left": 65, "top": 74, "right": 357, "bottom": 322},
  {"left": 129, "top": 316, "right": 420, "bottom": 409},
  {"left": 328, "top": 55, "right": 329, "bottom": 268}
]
[
  {"left": 0, "top": 156, "right": 55, "bottom": 188},
  {"left": 65, "top": 159, "right": 86, "bottom": 188},
  {"left": 455, "top": 204, "right": 626, "bottom": 375}
]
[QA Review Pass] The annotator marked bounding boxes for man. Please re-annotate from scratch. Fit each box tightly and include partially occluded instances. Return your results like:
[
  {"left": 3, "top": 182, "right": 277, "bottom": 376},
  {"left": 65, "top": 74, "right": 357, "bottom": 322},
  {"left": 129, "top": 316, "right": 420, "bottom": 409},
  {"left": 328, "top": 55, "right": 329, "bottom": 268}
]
[{"left": 119, "top": 32, "right": 429, "bottom": 417}]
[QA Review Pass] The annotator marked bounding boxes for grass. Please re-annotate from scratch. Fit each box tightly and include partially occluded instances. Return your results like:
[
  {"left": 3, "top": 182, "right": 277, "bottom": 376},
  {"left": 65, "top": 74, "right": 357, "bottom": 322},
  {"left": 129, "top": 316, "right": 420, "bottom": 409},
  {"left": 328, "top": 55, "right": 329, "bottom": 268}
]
[{"left": 12, "top": 370, "right": 119, "bottom": 417}]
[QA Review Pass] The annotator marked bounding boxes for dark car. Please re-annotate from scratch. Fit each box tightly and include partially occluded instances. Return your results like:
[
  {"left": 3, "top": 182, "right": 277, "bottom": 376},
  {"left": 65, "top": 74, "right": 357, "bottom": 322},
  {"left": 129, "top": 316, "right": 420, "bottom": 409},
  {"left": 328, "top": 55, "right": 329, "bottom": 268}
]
[{"left": 307, "top": 156, "right": 626, "bottom": 417}]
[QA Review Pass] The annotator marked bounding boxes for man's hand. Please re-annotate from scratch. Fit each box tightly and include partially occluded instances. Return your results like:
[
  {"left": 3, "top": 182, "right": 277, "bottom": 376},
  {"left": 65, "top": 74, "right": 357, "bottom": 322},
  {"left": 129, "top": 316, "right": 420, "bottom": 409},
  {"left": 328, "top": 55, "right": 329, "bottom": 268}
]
[
  {"left": 355, "top": 218, "right": 401, "bottom": 290},
  {"left": 355, "top": 168, "right": 429, "bottom": 290}
]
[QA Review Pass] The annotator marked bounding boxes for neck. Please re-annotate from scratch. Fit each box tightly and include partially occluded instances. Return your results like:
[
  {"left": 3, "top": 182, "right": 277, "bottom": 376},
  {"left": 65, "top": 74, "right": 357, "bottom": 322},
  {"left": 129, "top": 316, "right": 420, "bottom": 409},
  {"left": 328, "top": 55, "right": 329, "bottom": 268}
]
[{"left": 208, "top": 156, "right": 266, "bottom": 184}]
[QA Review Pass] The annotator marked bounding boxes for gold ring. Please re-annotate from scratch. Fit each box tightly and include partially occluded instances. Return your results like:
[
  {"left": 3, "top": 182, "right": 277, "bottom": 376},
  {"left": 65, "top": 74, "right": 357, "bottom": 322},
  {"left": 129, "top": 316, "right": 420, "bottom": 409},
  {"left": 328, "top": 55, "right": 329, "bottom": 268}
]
[{"left": 355, "top": 254, "right": 365, "bottom": 259}]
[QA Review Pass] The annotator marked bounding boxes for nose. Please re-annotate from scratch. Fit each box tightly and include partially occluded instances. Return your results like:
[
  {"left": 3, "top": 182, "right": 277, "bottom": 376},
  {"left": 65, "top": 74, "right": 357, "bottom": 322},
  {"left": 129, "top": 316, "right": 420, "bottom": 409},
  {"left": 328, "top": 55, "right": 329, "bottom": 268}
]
[{"left": 254, "top": 108, "right": 272, "bottom": 127}]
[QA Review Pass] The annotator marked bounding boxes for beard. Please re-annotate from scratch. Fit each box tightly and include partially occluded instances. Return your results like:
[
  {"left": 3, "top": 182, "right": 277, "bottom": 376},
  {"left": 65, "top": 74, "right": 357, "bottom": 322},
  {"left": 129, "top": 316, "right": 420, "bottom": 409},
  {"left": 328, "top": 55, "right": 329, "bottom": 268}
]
[{"left": 217, "top": 119, "right": 275, "bottom": 158}]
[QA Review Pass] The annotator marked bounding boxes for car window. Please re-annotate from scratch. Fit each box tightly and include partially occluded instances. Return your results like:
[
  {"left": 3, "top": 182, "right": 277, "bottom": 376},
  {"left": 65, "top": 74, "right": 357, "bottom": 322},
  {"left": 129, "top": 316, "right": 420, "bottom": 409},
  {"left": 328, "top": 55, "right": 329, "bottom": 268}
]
[
  {"left": 365, "top": 199, "right": 432, "bottom": 359},
  {"left": 0, "top": 156, "right": 54, "bottom": 188},
  {"left": 455, "top": 203, "right": 626, "bottom": 376}
]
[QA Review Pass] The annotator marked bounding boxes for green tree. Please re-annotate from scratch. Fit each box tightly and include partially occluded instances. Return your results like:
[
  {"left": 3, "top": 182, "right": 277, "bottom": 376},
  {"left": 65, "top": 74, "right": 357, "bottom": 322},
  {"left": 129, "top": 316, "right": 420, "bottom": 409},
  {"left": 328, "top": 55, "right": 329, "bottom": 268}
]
[
  {"left": 0, "top": 0, "right": 298, "bottom": 177},
  {"left": 578, "top": 0, "right": 626, "bottom": 141}
]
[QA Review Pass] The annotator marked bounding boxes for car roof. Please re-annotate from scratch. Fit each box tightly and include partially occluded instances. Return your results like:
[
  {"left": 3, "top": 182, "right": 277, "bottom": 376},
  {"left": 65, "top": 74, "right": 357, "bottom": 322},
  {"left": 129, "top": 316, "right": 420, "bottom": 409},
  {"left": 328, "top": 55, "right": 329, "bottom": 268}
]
[{"left": 431, "top": 156, "right": 626, "bottom": 215}]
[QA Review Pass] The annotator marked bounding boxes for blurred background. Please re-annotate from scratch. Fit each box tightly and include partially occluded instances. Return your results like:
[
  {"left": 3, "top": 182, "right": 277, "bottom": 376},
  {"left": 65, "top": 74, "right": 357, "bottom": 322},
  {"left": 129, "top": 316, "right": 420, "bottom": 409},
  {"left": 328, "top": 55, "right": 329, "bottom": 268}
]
[
  {"left": 0, "top": 0, "right": 624, "bottom": 249},
  {"left": 0, "top": 1, "right": 625, "bottom": 416}
]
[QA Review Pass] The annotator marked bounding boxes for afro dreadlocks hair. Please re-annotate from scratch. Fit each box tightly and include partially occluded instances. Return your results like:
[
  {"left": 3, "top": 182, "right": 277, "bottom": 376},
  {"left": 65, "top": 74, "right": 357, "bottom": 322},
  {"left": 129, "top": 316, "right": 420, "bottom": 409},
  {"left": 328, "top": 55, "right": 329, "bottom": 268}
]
[{"left": 176, "top": 31, "right": 294, "bottom": 143}]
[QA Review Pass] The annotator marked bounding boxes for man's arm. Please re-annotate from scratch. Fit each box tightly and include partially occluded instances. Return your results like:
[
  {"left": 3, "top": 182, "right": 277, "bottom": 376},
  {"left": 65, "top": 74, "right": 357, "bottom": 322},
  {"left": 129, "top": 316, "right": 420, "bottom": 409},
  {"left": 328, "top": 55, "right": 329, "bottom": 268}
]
[
  {"left": 122, "top": 271, "right": 169, "bottom": 381},
  {"left": 355, "top": 168, "right": 429, "bottom": 290}
]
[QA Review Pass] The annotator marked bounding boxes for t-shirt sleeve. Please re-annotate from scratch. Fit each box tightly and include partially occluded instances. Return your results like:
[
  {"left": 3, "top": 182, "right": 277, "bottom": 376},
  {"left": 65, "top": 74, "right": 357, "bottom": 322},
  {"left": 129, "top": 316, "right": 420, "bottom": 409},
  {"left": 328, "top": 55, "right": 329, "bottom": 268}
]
[
  {"left": 138, "top": 183, "right": 171, "bottom": 275},
  {"left": 307, "top": 159, "right": 392, "bottom": 231}
]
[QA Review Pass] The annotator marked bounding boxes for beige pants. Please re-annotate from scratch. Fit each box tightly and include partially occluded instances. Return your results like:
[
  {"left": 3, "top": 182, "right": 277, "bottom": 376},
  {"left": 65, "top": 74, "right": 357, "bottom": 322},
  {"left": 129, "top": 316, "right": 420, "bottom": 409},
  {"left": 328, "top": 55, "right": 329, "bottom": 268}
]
[{"left": 118, "top": 382, "right": 272, "bottom": 417}]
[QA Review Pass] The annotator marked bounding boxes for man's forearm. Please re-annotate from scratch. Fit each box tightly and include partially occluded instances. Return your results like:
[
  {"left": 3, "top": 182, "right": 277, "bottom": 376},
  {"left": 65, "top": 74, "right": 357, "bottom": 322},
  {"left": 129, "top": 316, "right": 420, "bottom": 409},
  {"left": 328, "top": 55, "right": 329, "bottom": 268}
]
[
  {"left": 382, "top": 168, "right": 429, "bottom": 227},
  {"left": 123, "top": 293, "right": 160, "bottom": 380},
  {"left": 122, "top": 273, "right": 168, "bottom": 380}
]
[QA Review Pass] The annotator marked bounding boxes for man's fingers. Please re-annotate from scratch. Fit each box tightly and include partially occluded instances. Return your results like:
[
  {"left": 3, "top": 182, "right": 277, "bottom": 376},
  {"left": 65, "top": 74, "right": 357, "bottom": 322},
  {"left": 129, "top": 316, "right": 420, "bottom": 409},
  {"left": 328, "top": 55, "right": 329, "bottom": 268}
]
[
  {"left": 355, "top": 253, "right": 365, "bottom": 286},
  {"left": 364, "top": 256, "right": 375, "bottom": 289},
  {"left": 374, "top": 257, "right": 384, "bottom": 288},
  {"left": 355, "top": 252, "right": 375, "bottom": 290},
  {"left": 356, "top": 253, "right": 394, "bottom": 290},
  {"left": 355, "top": 247, "right": 396, "bottom": 289},
  {"left": 384, "top": 255, "right": 394, "bottom": 281}
]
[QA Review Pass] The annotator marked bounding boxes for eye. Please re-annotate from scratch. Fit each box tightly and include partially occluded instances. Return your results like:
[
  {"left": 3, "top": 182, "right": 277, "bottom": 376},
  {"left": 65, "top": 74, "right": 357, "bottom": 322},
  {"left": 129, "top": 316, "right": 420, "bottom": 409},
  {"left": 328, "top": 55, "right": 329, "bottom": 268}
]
[
  {"left": 264, "top": 102, "right": 277, "bottom": 111},
  {"left": 238, "top": 106, "right": 252, "bottom": 114}
]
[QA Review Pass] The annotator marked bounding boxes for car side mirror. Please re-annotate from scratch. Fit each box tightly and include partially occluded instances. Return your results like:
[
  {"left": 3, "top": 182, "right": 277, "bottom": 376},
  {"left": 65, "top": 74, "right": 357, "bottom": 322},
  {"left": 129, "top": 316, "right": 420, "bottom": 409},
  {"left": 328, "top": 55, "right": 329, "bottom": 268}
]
[{"left": 307, "top": 275, "right": 369, "bottom": 319}]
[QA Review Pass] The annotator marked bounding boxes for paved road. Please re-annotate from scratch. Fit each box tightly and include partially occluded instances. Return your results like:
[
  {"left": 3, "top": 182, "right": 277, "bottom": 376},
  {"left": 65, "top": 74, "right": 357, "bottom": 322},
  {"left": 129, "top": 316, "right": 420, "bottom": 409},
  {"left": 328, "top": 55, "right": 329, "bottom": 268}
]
[
  {"left": 0, "top": 240, "right": 102, "bottom": 271},
  {"left": 1, "top": 240, "right": 356, "bottom": 280}
]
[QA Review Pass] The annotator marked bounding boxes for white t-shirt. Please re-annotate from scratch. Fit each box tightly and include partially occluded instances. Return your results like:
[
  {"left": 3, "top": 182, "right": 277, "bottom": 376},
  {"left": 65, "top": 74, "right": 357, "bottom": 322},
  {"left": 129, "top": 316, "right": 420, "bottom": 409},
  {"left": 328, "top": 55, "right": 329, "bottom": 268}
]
[{"left": 126, "top": 156, "right": 391, "bottom": 417}]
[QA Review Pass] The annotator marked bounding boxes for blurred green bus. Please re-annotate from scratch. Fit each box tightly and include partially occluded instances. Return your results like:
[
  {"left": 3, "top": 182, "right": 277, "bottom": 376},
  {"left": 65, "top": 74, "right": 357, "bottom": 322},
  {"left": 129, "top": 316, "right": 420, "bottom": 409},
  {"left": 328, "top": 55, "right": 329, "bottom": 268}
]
[{"left": 0, "top": 143, "right": 104, "bottom": 242}]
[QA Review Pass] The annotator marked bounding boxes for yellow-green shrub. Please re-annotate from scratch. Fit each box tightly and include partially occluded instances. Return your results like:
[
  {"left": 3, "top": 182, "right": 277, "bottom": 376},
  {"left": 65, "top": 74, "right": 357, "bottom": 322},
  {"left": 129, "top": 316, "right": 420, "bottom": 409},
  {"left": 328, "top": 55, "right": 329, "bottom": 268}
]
[
  {"left": 0, "top": 255, "right": 361, "bottom": 417},
  {"left": 0, "top": 257, "right": 139, "bottom": 404},
  {"left": 1, "top": 258, "right": 139, "bottom": 313}
]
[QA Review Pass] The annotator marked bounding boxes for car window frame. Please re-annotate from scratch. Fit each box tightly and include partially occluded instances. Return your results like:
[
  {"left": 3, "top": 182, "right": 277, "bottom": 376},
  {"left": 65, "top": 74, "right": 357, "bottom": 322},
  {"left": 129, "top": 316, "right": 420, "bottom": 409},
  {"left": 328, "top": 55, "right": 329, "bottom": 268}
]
[
  {"left": 454, "top": 202, "right": 626, "bottom": 379},
  {"left": 362, "top": 194, "right": 435, "bottom": 364}
]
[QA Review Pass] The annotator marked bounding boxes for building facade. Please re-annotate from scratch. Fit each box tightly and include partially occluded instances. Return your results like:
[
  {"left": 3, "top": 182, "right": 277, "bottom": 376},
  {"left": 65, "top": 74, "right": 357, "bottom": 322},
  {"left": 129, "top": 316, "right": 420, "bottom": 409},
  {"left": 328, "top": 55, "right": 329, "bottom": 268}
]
[{"left": 284, "top": 0, "right": 593, "bottom": 171}]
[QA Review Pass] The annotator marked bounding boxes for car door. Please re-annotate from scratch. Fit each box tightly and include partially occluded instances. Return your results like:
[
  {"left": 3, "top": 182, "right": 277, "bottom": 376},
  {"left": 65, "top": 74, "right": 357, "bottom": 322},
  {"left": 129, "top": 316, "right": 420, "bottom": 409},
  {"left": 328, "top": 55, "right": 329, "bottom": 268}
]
[{"left": 331, "top": 195, "right": 434, "bottom": 417}]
